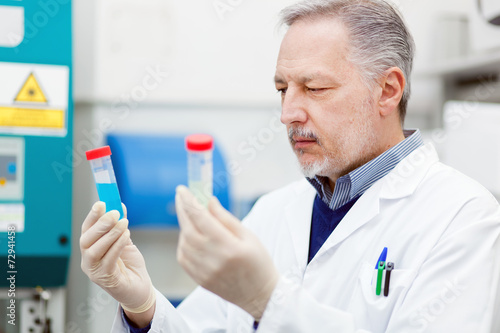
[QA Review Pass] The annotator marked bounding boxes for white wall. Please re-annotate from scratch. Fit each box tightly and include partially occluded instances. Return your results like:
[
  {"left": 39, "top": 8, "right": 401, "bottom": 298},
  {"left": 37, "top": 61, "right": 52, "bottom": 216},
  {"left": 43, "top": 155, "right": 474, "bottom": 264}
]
[
  {"left": 397, "top": 0, "right": 472, "bottom": 67},
  {"left": 396, "top": 0, "right": 471, "bottom": 127},
  {"left": 74, "top": 0, "right": 295, "bottom": 105}
]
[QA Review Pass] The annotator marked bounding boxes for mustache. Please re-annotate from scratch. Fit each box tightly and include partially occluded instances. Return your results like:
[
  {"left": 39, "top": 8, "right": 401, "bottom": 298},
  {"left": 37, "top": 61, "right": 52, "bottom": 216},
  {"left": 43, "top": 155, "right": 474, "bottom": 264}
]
[{"left": 288, "top": 126, "right": 319, "bottom": 143}]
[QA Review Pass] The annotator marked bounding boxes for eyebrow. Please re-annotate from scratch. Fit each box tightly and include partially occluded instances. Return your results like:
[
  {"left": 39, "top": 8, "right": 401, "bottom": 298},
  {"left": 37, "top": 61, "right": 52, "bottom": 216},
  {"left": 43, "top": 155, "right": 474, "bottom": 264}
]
[
  {"left": 274, "top": 72, "right": 338, "bottom": 85},
  {"left": 274, "top": 75, "right": 286, "bottom": 85}
]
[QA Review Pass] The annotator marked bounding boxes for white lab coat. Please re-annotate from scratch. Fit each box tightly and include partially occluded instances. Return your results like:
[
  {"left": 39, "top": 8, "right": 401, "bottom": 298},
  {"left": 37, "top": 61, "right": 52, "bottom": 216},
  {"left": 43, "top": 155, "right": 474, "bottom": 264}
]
[{"left": 112, "top": 143, "right": 500, "bottom": 333}]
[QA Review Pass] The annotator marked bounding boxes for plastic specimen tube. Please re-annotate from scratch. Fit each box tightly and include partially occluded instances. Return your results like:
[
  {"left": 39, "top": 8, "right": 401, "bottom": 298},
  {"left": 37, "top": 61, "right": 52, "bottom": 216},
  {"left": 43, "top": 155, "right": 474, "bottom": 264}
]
[
  {"left": 85, "top": 146, "right": 124, "bottom": 219},
  {"left": 185, "top": 134, "right": 213, "bottom": 207}
]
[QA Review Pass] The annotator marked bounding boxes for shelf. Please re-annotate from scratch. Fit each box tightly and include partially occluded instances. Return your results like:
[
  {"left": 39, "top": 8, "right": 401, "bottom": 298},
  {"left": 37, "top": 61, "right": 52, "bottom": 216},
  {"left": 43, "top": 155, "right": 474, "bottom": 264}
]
[{"left": 415, "top": 49, "right": 500, "bottom": 78}]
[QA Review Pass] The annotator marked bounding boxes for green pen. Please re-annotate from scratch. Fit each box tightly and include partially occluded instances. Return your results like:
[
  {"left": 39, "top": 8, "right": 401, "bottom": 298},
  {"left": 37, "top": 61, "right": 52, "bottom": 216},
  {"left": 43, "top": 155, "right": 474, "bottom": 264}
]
[{"left": 376, "top": 261, "right": 385, "bottom": 295}]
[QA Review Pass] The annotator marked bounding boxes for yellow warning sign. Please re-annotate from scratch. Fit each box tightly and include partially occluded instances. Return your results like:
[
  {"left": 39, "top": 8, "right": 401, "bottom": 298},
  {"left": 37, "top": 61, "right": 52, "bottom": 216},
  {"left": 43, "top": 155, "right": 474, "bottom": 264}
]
[
  {"left": 0, "top": 107, "right": 64, "bottom": 128},
  {"left": 14, "top": 73, "right": 47, "bottom": 103},
  {"left": 0, "top": 63, "right": 68, "bottom": 136}
]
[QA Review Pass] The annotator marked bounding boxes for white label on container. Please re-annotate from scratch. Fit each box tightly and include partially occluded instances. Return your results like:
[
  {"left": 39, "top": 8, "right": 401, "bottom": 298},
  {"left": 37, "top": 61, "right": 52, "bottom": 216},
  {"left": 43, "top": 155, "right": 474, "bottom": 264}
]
[{"left": 94, "top": 170, "right": 111, "bottom": 184}]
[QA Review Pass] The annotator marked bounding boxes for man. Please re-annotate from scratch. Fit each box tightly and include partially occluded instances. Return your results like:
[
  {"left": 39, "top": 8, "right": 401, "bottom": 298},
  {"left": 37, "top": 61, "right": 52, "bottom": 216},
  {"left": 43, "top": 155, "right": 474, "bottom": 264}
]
[{"left": 80, "top": 0, "right": 500, "bottom": 332}]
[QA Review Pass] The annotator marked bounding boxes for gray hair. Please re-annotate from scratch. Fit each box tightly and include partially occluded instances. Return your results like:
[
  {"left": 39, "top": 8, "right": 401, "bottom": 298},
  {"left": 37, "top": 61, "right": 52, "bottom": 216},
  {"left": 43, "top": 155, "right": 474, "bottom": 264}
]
[{"left": 280, "top": 0, "right": 415, "bottom": 124}]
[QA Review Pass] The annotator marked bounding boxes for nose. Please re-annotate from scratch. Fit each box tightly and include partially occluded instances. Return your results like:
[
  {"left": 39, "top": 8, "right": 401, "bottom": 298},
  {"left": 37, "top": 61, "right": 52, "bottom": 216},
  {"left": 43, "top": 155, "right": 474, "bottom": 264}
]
[{"left": 280, "top": 89, "right": 308, "bottom": 126}]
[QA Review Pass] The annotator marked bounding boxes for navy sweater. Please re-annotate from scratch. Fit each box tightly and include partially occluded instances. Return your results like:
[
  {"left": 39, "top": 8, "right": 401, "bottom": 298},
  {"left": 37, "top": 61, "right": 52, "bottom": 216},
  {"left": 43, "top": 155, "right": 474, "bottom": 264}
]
[{"left": 308, "top": 194, "right": 360, "bottom": 263}]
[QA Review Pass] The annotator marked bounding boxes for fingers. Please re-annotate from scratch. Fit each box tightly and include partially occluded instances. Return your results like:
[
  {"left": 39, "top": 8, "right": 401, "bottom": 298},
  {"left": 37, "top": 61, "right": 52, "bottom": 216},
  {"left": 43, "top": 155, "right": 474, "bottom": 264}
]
[
  {"left": 99, "top": 227, "right": 131, "bottom": 273},
  {"left": 175, "top": 186, "right": 233, "bottom": 240},
  {"left": 81, "top": 218, "right": 129, "bottom": 274},
  {"left": 82, "top": 202, "right": 127, "bottom": 235},
  {"left": 82, "top": 201, "right": 106, "bottom": 234},
  {"left": 177, "top": 246, "right": 201, "bottom": 284},
  {"left": 208, "top": 197, "right": 242, "bottom": 236},
  {"left": 176, "top": 186, "right": 205, "bottom": 222},
  {"left": 176, "top": 234, "right": 211, "bottom": 287},
  {"left": 122, "top": 203, "right": 128, "bottom": 219},
  {"left": 175, "top": 191, "right": 199, "bottom": 234},
  {"left": 175, "top": 186, "right": 211, "bottom": 234},
  {"left": 90, "top": 218, "right": 129, "bottom": 259},
  {"left": 80, "top": 210, "right": 121, "bottom": 250}
]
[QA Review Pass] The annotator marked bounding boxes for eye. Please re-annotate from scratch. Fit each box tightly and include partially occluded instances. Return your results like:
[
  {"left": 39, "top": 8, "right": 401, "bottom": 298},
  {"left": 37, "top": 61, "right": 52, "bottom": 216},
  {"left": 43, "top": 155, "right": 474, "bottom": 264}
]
[
  {"left": 307, "top": 87, "right": 327, "bottom": 93},
  {"left": 276, "top": 88, "right": 287, "bottom": 95}
]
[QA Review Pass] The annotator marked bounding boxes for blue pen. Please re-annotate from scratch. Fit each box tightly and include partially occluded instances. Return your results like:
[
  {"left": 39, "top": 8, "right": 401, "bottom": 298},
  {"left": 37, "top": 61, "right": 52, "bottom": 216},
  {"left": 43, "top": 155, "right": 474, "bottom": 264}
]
[
  {"left": 374, "top": 247, "right": 388, "bottom": 294},
  {"left": 375, "top": 247, "right": 388, "bottom": 268}
]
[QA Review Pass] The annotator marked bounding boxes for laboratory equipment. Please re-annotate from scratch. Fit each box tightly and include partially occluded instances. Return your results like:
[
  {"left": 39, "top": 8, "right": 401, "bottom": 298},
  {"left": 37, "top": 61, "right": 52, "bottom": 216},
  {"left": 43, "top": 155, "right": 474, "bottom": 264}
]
[
  {"left": 478, "top": 0, "right": 500, "bottom": 25},
  {"left": 186, "top": 134, "right": 214, "bottom": 207},
  {"left": 86, "top": 146, "right": 124, "bottom": 219},
  {"left": 0, "top": 0, "right": 72, "bottom": 331}
]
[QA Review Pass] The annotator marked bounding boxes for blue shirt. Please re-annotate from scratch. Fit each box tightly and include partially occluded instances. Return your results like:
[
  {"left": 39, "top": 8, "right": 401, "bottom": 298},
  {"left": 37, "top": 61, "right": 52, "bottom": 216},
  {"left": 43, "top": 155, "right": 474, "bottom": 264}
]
[{"left": 123, "top": 311, "right": 152, "bottom": 333}]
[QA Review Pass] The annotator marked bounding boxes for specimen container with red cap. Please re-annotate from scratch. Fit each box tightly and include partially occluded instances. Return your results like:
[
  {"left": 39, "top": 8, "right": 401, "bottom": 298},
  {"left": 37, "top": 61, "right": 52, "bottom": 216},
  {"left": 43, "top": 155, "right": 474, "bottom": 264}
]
[
  {"left": 185, "top": 134, "right": 213, "bottom": 206},
  {"left": 85, "top": 145, "right": 124, "bottom": 218}
]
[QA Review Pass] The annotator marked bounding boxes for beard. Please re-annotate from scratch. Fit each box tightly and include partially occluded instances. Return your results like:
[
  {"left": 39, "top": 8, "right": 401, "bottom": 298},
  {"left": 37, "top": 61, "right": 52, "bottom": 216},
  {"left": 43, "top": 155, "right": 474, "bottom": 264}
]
[
  {"left": 288, "top": 101, "right": 377, "bottom": 179},
  {"left": 288, "top": 126, "right": 332, "bottom": 178}
]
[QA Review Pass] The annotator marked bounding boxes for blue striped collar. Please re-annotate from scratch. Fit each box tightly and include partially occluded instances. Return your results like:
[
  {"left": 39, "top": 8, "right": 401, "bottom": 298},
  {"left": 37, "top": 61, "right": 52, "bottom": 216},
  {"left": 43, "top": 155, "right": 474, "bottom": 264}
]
[{"left": 307, "top": 129, "right": 424, "bottom": 211}]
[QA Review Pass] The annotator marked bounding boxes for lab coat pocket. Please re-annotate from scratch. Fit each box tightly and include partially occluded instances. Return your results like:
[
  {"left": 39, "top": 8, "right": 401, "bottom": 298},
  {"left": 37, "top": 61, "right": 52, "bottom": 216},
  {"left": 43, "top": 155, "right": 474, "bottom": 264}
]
[
  {"left": 358, "top": 261, "right": 414, "bottom": 304},
  {"left": 352, "top": 261, "right": 416, "bottom": 328}
]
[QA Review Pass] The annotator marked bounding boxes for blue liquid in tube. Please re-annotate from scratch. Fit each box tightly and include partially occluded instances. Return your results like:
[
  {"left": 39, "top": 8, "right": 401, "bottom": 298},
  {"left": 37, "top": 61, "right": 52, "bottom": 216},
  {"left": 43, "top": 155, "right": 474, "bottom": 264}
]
[{"left": 96, "top": 183, "right": 124, "bottom": 219}]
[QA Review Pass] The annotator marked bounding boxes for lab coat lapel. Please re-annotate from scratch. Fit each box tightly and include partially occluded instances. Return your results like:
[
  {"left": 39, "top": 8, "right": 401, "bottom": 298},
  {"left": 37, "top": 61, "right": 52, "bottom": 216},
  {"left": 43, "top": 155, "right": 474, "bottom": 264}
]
[
  {"left": 284, "top": 184, "right": 316, "bottom": 269},
  {"left": 310, "top": 143, "right": 439, "bottom": 262},
  {"left": 311, "top": 182, "right": 382, "bottom": 262},
  {"left": 380, "top": 142, "right": 439, "bottom": 199}
]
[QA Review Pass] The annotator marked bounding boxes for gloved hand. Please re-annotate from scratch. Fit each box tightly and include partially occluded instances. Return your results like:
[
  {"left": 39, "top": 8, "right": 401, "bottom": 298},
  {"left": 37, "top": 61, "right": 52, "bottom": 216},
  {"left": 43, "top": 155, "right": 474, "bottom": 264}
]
[
  {"left": 80, "top": 202, "right": 155, "bottom": 319},
  {"left": 175, "top": 185, "right": 280, "bottom": 320}
]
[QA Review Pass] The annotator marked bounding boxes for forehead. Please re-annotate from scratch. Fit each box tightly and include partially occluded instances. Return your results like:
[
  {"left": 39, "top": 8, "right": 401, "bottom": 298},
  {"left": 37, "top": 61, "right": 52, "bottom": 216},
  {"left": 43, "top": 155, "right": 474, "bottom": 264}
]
[{"left": 276, "top": 18, "right": 354, "bottom": 81}]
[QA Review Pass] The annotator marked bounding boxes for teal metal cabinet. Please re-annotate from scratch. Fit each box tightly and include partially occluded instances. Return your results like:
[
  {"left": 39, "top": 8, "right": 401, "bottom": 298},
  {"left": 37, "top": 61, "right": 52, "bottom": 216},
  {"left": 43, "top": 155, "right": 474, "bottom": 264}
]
[{"left": 0, "top": 0, "right": 72, "bottom": 287}]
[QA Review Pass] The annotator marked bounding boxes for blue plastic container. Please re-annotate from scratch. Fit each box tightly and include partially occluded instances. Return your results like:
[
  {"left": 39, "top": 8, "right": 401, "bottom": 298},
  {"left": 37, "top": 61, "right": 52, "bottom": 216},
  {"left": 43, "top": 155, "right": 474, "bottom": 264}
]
[{"left": 86, "top": 146, "right": 124, "bottom": 219}]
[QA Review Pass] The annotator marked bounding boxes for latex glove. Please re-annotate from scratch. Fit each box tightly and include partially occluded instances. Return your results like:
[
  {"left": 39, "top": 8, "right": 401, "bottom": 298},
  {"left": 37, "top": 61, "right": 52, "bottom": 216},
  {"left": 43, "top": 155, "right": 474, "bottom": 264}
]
[
  {"left": 175, "top": 185, "right": 279, "bottom": 320},
  {"left": 80, "top": 202, "right": 155, "bottom": 316}
]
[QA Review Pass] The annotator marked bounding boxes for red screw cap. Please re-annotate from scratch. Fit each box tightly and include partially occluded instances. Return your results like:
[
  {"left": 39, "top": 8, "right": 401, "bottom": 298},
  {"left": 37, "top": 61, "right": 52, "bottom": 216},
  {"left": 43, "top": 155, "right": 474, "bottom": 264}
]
[
  {"left": 186, "top": 134, "right": 213, "bottom": 151},
  {"left": 86, "top": 146, "right": 112, "bottom": 160}
]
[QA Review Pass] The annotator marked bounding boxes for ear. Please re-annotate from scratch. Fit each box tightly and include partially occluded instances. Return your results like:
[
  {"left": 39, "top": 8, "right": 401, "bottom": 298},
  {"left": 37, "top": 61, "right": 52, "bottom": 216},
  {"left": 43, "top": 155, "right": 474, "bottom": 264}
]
[{"left": 378, "top": 67, "right": 405, "bottom": 118}]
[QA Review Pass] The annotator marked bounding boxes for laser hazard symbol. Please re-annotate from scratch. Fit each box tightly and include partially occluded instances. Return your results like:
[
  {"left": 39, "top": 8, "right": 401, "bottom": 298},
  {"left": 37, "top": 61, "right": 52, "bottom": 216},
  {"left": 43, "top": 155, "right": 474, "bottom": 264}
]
[
  {"left": 14, "top": 73, "right": 48, "bottom": 103},
  {"left": 0, "top": 62, "right": 69, "bottom": 137}
]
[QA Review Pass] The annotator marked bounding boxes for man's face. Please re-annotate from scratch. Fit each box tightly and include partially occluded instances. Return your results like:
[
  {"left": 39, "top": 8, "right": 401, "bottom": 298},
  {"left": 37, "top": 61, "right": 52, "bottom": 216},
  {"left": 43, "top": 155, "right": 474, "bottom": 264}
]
[{"left": 275, "top": 18, "right": 379, "bottom": 180}]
